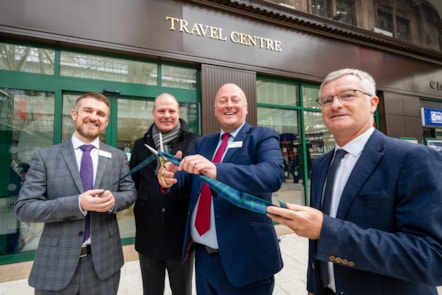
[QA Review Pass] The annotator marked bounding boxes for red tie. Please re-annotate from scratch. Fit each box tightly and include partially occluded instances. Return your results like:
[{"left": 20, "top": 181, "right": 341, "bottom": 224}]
[{"left": 195, "top": 133, "right": 230, "bottom": 235}]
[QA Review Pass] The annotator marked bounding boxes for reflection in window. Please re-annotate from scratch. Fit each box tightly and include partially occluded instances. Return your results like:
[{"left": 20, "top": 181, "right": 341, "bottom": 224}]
[
  {"left": 377, "top": 10, "right": 393, "bottom": 33},
  {"left": 439, "top": 31, "right": 442, "bottom": 51},
  {"left": 257, "top": 79, "right": 298, "bottom": 106},
  {"left": 60, "top": 52, "right": 158, "bottom": 85},
  {"left": 312, "top": 0, "right": 331, "bottom": 18},
  {"left": 336, "top": 0, "right": 354, "bottom": 25},
  {"left": 0, "top": 42, "right": 55, "bottom": 74},
  {"left": 258, "top": 107, "right": 298, "bottom": 135},
  {"left": 396, "top": 16, "right": 410, "bottom": 41},
  {"left": 302, "top": 85, "right": 320, "bottom": 109},
  {"left": 303, "top": 110, "right": 333, "bottom": 155},
  {"left": 0, "top": 88, "right": 54, "bottom": 255},
  {"left": 161, "top": 65, "right": 197, "bottom": 89}
]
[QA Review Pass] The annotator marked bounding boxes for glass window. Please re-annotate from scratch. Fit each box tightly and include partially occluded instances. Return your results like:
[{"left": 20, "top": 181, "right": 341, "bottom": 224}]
[
  {"left": 439, "top": 31, "right": 442, "bottom": 51},
  {"left": 302, "top": 85, "right": 320, "bottom": 109},
  {"left": 257, "top": 80, "right": 298, "bottom": 106},
  {"left": 304, "top": 110, "right": 334, "bottom": 155},
  {"left": 396, "top": 16, "right": 410, "bottom": 41},
  {"left": 0, "top": 42, "right": 55, "bottom": 74},
  {"left": 312, "top": 0, "right": 332, "bottom": 18},
  {"left": 377, "top": 10, "right": 393, "bottom": 33},
  {"left": 258, "top": 107, "right": 298, "bottom": 135},
  {"left": 0, "top": 88, "right": 54, "bottom": 255},
  {"left": 336, "top": 0, "right": 354, "bottom": 25},
  {"left": 161, "top": 65, "right": 197, "bottom": 90},
  {"left": 117, "top": 99, "right": 199, "bottom": 154},
  {"left": 60, "top": 52, "right": 158, "bottom": 85},
  {"left": 258, "top": 106, "right": 305, "bottom": 203}
]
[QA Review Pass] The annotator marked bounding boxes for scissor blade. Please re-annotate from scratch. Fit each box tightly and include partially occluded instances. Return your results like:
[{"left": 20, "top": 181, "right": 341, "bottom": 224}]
[{"left": 144, "top": 144, "right": 159, "bottom": 156}]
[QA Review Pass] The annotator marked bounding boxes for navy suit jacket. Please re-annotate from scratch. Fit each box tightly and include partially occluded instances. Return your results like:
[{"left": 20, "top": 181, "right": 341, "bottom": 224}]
[
  {"left": 178, "top": 122, "right": 284, "bottom": 287},
  {"left": 307, "top": 129, "right": 442, "bottom": 295}
]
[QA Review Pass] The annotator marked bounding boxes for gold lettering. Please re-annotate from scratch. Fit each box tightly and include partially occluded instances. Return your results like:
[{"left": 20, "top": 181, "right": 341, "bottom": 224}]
[
  {"left": 190, "top": 23, "right": 205, "bottom": 36},
  {"left": 231, "top": 31, "right": 239, "bottom": 43},
  {"left": 166, "top": 17, "right": 281, "bottom": 52},
  {"left": 165, "top": 16, "right": 179, "bottom": 31},
  {"left": 230, "top": 31, "right": 282, "bottom": 52},
  {"left": 274, "top": 40, "right": 282, "bottom": 52},
  {"left": 178, "top": 19, "right": 190, "bottom": 33},
  {"left": 209, "top": 27, "right": 227, "bottom": 41}
]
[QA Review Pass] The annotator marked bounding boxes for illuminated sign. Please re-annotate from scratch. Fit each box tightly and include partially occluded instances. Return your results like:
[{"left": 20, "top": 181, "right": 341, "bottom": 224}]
[{"left": 421, "top": 107, "right": 442, "bottom": 127}]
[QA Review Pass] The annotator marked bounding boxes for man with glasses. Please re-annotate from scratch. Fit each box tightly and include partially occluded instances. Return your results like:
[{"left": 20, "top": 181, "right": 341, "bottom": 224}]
[{"left": 267, "top": 68, "right": 442, "bottom": 295}]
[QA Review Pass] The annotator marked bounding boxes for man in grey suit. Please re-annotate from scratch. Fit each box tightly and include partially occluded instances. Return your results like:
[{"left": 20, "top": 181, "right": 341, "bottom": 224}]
[{"left": 15, "top": 92, "right": 137, "bottom": 295}]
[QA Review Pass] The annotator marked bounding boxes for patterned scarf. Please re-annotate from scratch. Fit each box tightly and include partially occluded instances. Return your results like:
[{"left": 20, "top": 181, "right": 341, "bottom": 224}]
[
  {"left": 152, "top": 121, "right": 181, "bottom": 172},
  {"left": 152, "top": 121, "right": 181, "bottom": 153}
]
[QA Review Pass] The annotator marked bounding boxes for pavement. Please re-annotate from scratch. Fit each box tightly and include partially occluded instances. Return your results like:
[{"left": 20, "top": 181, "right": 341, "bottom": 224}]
[
  {"left": 1, "top": 180, "right": 441, "bottom": 294},
  {"left": 0, "top": 227, "right": 309, "bottom": 295},
  {"left": 1, "top": 227, "right": 441, "bottom": 295}
]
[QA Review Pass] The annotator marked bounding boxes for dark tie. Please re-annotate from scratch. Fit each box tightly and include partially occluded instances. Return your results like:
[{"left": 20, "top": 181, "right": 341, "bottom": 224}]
[
  {"left": 195, "top": 133, "right": 230, "bottom": 235},
  {"left": 320, "top": 148, "right": 347, "bottom": 287},
  {"left": 80, "top": 144, "right": 94, "bottom": 242}
]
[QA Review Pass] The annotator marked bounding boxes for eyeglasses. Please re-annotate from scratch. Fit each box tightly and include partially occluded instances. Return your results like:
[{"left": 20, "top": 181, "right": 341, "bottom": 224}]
[{"left": 316, "top": 89, "right": 372, "bottom": 107}]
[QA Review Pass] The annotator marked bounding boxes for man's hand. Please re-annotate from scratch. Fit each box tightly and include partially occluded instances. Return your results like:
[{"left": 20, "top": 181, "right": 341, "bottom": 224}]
[
  {"left": 266, "top": 203, "right": 324, "bottom": 240},
  {"left": 80, "top": 189, "right": 115, "bottom": 212},
  {"left": 178, "top": 154, "right": 217, "bottom": 179},
  {"left": 157, "top": 151, "right": 182, "bottom": 188}
]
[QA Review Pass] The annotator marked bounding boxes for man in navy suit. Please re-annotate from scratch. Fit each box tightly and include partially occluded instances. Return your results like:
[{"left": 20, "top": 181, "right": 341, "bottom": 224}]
[
  {"left": 267, "top": 69, "right": 442, "bottom": 295},
  {"left": 161, "top": 83, "right": 284, "bottom": 294}
]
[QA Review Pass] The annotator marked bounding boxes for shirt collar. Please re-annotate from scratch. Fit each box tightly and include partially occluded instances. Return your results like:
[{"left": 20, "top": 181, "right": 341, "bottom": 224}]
[
  {"left": 71, "top": 134, "right": 100, "bottom": 150},
  {"left": 220, "top": 121, "right": 245, "bottom": 140},
  {"left": 336, "top": 127, "right": 374, "bottom": 157}
]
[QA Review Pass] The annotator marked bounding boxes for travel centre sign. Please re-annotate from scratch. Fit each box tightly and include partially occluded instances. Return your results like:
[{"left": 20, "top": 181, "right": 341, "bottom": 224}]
[{"left": 165, "top": 16, "right": 282, "bottom": 52}]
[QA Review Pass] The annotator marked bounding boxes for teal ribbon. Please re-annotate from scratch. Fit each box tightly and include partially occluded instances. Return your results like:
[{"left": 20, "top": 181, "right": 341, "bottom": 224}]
[
  {"left": 158, "top": 151, "right": 285, "bottom": 214},
  {"left": 103, "top": 154, "right": 156, "bottom": 190},
  {"left": 102, "top": 151, "right": 286, "bottom": 212}
]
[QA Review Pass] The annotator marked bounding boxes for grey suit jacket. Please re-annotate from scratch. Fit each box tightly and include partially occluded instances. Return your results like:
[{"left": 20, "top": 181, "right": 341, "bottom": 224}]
[{"left": 15, "top": 140, "right": 136, "bottom": 291}]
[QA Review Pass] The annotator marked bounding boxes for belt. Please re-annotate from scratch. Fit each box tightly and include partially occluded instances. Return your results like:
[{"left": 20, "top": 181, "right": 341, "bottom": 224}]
[
  {"left": 200, "top": 244, "right": 219, "bottom": 254},
  {"left": 80, "top": 245, "right": 91, "bottom": 257},
  {"left": 323, "top": 287, "right": 335, "bottom": 295}
]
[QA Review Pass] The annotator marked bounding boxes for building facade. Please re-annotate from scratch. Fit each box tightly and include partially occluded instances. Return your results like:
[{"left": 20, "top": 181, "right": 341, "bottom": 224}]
[{"left": 1, "top": 0, "right": 441, "bottom": 263}]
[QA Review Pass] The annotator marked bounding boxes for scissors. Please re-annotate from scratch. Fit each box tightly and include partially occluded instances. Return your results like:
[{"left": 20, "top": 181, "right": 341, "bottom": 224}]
[
  {"left": 157, "top": 133, "right": 168, "bottom": 171},
  {"left": 145, "top": 134, "right": 175, "bottom": 187}
]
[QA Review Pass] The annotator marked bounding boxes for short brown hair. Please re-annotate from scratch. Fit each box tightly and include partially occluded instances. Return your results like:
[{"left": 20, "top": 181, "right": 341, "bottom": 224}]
[{"left": 75, "top": 92, "right": 110, "bottom": 109}]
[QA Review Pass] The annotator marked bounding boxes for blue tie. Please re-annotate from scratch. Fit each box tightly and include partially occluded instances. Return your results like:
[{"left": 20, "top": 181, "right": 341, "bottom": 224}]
[
  {"left": 320, "top": 149, "right": 347, "bottom": 287},
  {"left": 80, "top": 144, "right": 94, "bottom": 242}
]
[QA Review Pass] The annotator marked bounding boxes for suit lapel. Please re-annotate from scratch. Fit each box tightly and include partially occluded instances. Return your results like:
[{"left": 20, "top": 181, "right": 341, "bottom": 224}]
[
  {"left": 311, "top": 152, "right": 334, "bottom": 209},
  {"left": 222, "top": 123, "right": 251, "bottom": 163},
  {"left": 95, "top": 143, "right": 111, "bottom": 188},
  {"left": 336, "top": 130, "right": 385, "bottom": 219},
  {"left": 61, "top": 141, "right": 84, "bottom": 193}
]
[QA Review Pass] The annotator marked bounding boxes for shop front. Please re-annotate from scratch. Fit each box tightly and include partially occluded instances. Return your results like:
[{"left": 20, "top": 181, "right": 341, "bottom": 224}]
[{"left": 1, "top": 0, "right": 441, "bottom": 263}]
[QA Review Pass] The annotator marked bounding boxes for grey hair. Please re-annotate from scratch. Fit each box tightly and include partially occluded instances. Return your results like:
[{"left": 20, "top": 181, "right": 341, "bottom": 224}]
[{"left": 319, "top": 68, "right": 376, "bottom": 96}]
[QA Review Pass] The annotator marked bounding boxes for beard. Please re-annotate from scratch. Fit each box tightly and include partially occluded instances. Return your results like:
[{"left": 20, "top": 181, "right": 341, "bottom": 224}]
[{"left": 76, "top": 123, "right": 102, "bottom": 140}]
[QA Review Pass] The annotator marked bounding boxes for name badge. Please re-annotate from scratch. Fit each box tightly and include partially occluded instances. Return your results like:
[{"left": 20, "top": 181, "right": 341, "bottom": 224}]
[
  {"left": 98, "top": 150, "right": 112, "bottom": 158},
  {"left": 228, "top": 141, "right": 243, "bottom": 148}
]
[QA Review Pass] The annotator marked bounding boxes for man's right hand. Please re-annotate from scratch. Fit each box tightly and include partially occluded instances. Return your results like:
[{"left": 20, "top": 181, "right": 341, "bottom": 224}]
[{"left": 157, "top": 151, "right": 182, "bottom": 188}]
